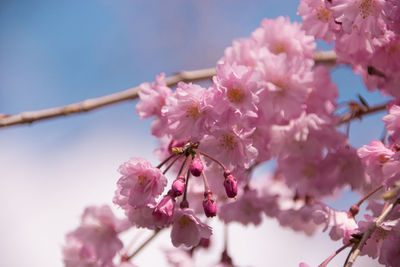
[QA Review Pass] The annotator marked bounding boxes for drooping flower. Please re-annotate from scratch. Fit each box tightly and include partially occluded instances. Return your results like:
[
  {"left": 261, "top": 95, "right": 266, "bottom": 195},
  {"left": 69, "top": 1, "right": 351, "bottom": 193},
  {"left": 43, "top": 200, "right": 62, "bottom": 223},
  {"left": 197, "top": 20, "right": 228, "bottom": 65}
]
[
  {"left": 63, "top": 205, "right": 129, "bottom": 267},
  {"left": 170, "top": 208, "right": 212, "bottom": 247},
  {"left": 114, "top": 157, "right": 167, "bottom": 209}
]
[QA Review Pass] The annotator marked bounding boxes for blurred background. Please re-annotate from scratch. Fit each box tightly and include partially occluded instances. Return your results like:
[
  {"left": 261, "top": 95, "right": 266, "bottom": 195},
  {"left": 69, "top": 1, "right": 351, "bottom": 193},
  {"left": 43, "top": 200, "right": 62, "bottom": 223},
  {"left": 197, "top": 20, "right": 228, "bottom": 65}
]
[{"left": 0, "top": 1, "right": 388, "bottom": 266}]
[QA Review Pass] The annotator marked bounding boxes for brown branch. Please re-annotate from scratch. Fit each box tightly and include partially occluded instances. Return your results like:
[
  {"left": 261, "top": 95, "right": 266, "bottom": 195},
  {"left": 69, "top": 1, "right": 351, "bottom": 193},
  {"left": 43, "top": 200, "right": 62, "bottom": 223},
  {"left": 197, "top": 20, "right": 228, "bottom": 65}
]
[
  {"left": 339, "top": 102, "right": 388, "bottom": 125},
  {"left": 344, "top": 197, "right": 400, "bottom": 267},
  {"left": 0, "top": 51, "right": 336, "bottom": 128},
  {"left": 0, "top": 67, "right": 216, "bottom": 128}
]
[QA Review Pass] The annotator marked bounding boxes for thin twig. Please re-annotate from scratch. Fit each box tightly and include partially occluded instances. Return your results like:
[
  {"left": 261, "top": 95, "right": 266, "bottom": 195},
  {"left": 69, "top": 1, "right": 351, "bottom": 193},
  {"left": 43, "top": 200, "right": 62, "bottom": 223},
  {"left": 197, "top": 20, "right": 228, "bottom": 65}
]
[
  {"left": 125, "top": 229, "right": 162, "bottom": 261},
  {"left": 0, "top": 68, "right": 216, "bottom": 128},
  {"left": 319, "top": 242, "right": 352, "bottom": 267},
  {"left": 339, "top": 103, "right": 387, "bottom": 125},
  {"left": 0, "top": 51, "right": 337, "bottom": 128},
  {"left": 344, "top": 197, "right": 400, "bottom": 267}
]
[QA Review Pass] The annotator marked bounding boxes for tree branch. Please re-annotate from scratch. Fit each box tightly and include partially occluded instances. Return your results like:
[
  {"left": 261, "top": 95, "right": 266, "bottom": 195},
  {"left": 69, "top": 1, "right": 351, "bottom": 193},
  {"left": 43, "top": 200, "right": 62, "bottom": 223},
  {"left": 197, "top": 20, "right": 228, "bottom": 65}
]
[
  {"left": 339, "top": 102, "right": 388, "bottom": 125},
  {"left": 344, "top": 197, "right": 400, "bottom": 267},
  {"left": 0, "top": 51, "right": 336, "bottom": 128}
]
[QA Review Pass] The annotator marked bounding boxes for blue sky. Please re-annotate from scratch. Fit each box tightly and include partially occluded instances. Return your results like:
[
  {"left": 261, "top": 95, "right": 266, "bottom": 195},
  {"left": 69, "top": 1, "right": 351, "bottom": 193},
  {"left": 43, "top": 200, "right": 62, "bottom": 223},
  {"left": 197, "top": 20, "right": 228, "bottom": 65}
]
[{"left": 0, "top": 1, "right": 385, "bottom": 266}]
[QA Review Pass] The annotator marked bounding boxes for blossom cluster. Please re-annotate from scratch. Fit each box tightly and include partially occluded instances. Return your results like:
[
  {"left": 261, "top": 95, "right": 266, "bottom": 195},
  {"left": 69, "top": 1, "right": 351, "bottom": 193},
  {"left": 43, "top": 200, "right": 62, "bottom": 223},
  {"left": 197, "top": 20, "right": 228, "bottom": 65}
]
[{"left": 63, "top": 1, "right": 400, "bottom": 266}]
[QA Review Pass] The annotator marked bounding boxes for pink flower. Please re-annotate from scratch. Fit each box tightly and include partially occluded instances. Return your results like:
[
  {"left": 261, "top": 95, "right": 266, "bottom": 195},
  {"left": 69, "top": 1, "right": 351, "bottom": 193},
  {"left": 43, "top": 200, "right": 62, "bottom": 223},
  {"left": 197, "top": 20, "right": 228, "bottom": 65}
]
[
  {"left": 136, "top": 73, "right": 172, "bottom": 119},
  {"left": 114, "top": 157, "right": 167, "bottom": 209},
  {"left": 258, "top": 54, "right": 313, "bottom": 122},
  {"left": 163, "top": 248, "right": 194, "bottom": 267},
  {"left": 219, "top": 189, "right": 265, "bottom": 226},
  {"left": 313, "top": 204, "right": 358, "bottom": 243},
  {"left": 298, "top": 0, "right": 340, "bottom": 43},
  {"left": 63, "top": 205, "right": 127, "bottom": 267},
  {"left": 170, "top": 208, "right": 212, "bottom": 247},
  {"left": 379, "top": 236, "right": 400, "bottom": 267},
  {"left": 162, "top": 82, "right": 210, "bottom": 141},
  {"left": 383, "top": 104, "right": 400, "bottom": 143},
  {"left": 213, "top": 63, "right": 261, "bottom": 118},
  {"left": 358, "top": 140, "right": 394, "bottom": 188},
  {"left": 200, "top": 124, "right": 258, "bottom": 169},
  {"left": 152, "top": 191, "right": 176, "bottom": 227},
  {"left": 252, "top": 16, "right": 315, "bottom": 63}
]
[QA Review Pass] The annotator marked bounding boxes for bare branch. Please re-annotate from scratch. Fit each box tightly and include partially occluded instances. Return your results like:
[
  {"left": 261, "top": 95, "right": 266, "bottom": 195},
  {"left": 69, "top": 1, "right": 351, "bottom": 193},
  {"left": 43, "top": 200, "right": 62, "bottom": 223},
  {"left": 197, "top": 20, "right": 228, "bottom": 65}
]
[
  {"left": 339, "top": 102, "right": 388, "bottom": 125},
  {"left": 0, "top": 51, "right": 336, "bottom": 128}
]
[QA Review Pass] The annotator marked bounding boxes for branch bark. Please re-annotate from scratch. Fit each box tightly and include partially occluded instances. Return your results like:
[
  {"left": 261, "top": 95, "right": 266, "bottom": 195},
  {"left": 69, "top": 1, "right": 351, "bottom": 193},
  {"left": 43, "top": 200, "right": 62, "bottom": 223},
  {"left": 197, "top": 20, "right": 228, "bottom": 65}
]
[{"left": 0, "top": 51, "right": 336, "bottom": 128}]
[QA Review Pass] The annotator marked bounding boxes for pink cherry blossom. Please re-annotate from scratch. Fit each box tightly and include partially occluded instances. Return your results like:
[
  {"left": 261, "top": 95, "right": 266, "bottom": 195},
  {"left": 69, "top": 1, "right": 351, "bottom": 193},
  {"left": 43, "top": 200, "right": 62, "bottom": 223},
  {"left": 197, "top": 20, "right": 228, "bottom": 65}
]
[
  {"left": 170, "top": 208, "right": 212, "bottom": 247},
  {"left": 298, "top": 0, "right": 340, "bottom": 43},
  {"left": 136, "top": 72, "right": 172, "bottom": 119},
  {"left": 153, "top": 191, "right": 176, "bottom": 226},
  {"left": 213, "top": 63, "right": 261, "bottom": 118},
  {"left": 162, "top": 82, "right": 210, "bottom": 141},
  {"left": 252, "top": 16, "right": 315, "bottom": 63},
  {"left": 63, "top": 205, "right": 127, "bottom": 267},
  {"left": 114, "top": 157, "right": 167, "bottom": 209}
]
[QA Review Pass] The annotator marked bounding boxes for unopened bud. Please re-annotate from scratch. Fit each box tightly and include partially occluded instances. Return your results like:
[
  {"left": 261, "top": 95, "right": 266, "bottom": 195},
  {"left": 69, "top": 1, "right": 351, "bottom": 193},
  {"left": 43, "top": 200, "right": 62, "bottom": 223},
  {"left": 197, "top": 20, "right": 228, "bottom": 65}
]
[
  {"left": 223, "top": 169, "right": 231, "bottom": 178},
  {"left": 190, "top": 157, "right": 203, "bottom": 177},
  {"left": 202, "top": 191, "right": 217, "bottom": 217},
  {"left": 171, "top": 176, "right": 186, "bottom": 197},
  {"left": 224, "top": 174, "right": 238, "bottom": 198},
  {"left": 349, "top": 205, "right": 359, "bottom": 217},
  {"left": 198, "top": 238, "right": 211, "bottom": 248}
]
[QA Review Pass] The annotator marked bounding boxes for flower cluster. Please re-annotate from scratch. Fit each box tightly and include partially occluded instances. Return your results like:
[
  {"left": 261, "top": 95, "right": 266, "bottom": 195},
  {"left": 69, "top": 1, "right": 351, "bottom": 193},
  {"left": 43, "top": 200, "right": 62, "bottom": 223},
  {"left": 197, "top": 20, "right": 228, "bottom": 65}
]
[{"left": 63, "top": 3, "right": 400, "bottom": 266}]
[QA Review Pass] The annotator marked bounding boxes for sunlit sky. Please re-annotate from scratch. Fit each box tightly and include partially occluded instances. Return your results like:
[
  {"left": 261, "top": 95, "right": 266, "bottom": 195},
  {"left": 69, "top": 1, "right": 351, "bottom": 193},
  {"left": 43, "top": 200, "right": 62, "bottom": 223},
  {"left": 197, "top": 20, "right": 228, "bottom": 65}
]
[{"left": 0, "top": 1, "right": 387, "bottom": 266}]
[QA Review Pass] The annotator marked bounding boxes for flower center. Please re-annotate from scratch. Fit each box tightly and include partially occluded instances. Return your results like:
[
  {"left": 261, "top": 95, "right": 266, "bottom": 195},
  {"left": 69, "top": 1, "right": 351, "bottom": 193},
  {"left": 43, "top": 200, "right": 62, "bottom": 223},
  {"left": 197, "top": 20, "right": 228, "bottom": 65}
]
[
  {"left": 227, "top": 87, "right": 244, "bottom": 103},
  {"left": 186, "top": 104, "right": 200, "bottom": 119},
  {"left": 359, "top": 0, "right": 374, "bottom": 19},
  {"left": 219, "top": 134, "right": 237, "bottom": 150},
  {"left": 137, "top": 174, "right": 148, "bottom": 186},
  {"left": 271, "top": 42, "right": 286, "bottom": 54},
  {"left": 178, "top": 215, "right": 192, "bottom": 228},
  {"left": 315, "top": 5, "right": 331, "bottom": 22}
]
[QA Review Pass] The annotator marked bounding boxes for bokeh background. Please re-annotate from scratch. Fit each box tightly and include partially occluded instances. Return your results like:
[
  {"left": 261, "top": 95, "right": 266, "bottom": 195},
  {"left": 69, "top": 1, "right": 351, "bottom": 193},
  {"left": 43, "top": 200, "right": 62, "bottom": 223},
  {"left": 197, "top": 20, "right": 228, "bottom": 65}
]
[{"left": 0, "top": 1, "right": 389, "bottom": 266}]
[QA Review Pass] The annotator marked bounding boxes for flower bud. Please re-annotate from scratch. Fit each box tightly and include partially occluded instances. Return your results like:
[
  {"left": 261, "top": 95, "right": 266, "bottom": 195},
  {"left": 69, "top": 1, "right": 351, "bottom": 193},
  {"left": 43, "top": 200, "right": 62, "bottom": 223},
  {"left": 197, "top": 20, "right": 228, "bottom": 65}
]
[
  {"left": 190, "top": 157, "right": 203, "bottom": 177},
  {"left": 152, "top": 191, "right": 176, "bottom": 226},
  {"left": 223, "top": 169, "right": 231, "bottom": 178},
  {"left": 171, "top": 175, "right": 185, "bottom": 197},
  {"left": 202, "top": 191, "right": 217, "bottom": 217},
  {"left": 349, "top": 205, "right": 359, "bottom": 217},
  {"left": 198, "top": 237, "right": 211, "bottom": 248},
  {"left": 224, "top": 174, "right": 237, "bottom": 198}
]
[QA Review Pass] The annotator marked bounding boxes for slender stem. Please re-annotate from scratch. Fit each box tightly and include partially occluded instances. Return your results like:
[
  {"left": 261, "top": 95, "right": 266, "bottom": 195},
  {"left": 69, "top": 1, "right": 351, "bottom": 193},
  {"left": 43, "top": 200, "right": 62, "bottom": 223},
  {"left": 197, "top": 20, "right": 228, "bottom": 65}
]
[
  {"left": 339, "top": 102, "right": 387, "bottom": 125},
  {"left": 181, "top": 158, "right": 193, "bottom": 208},
  {"left": 356, "top": 185, "right": 384, "bottom": 207},
  {"left": 163, "top": 154, "right": 183, "bottom": 175},
  {"left": 319, "top": 242, "right": 352, "bottom": 267},
  {"left": 156, "top": 153, "right": 176, "bottom": 169},
  {"left": 344, "top": 197, "right": 400, "bottom": 267},
  {"left": 198, "top": 151, "right": 226, "bottom": 170},
  {"left": 202, "top": 169, "right": 210, "bottom": 192},
  {"left": 176, "top": 156, "right": 189, "bottom": 178},
  {"left": 125, "top": 229, "right": 162, "bottom": 261}
]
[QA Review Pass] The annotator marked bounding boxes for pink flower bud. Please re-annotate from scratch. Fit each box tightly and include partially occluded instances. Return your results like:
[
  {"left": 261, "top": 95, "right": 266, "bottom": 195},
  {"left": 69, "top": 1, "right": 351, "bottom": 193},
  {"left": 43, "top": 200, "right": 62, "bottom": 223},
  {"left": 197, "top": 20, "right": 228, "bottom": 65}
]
[
  {"left": 202, "top": 191, "right": 217, "bottom": 217},
  {"left": 223, "top": 169, "right": 231, "bottom": 178},
  {"left": 171, "top": 175, "right": 185, "bottom": 197},
  {"left": 224, "top": 174, "right": 237, "bottom": 198},
  {"left": 152, "top": 191, "right": 176, "bottom": 226},
  {"left": 349, "top": 205, "right": 359, "bottom": 217},
  {"left": 198, "top": 237, "right": 211, "bottom": 248},
  {"left": 190, "top": 157, "right": 203, "bottom": 177}
]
